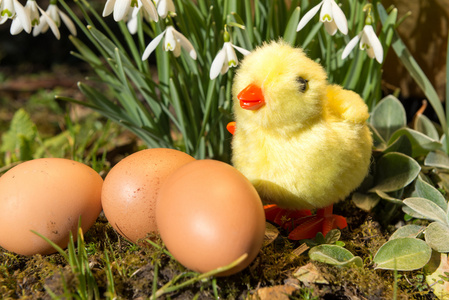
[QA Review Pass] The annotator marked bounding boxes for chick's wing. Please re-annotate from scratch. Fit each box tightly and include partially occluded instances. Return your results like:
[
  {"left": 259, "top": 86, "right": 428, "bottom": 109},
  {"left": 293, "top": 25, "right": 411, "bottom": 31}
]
[{"left": 324, "top": 84, "right": 369, "bottom": 124}]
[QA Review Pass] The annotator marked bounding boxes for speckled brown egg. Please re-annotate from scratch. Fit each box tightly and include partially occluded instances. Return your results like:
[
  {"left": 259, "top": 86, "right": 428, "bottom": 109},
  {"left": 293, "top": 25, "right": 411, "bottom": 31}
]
[
  {"left": 101, "top": 148, "right": 195, "bottom": 243},
  {"left": 0, "top": 158, "right": 103, "bottom": 256},
  {"left": 156, "top": 159, "right": 266, "bottom": 276}
]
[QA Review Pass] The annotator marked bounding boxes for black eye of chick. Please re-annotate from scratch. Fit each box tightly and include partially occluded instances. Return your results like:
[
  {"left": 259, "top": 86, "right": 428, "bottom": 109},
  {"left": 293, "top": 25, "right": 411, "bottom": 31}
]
[{"left": 296, "top": 77, "right": 308, "bottom": 92}]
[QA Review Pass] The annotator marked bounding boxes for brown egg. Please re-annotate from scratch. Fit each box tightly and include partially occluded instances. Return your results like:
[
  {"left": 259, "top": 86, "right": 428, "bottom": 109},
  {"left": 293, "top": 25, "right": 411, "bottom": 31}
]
[
  {"left": 0, "top": 158, "right": 103, "bottom": 256},
  {"left": 156, "top": 159, "right": 266, "bottom": 276},
  {"left": 101, "top": 148, "right": 195, "bottom": 243}
]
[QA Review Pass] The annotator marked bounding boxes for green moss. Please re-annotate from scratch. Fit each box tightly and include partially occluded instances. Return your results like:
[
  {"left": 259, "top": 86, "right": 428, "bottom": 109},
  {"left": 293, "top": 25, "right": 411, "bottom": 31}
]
[{"left": 0, "top": 211, "right": 439, "bottom": 299}]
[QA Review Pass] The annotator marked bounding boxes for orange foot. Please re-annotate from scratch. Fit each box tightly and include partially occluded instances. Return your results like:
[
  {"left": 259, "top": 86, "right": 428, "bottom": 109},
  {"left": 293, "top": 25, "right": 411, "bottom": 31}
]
[{"left": 264, "top": 204, "right": 347, "bottom": 240}]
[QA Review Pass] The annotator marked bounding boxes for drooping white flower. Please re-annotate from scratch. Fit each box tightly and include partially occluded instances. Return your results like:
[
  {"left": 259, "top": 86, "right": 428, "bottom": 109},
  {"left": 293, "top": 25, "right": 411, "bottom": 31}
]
[
  {"left": 154, "top": 0, "right": 175, "bottom": 19},
  {"left": 11, "top": 0, "right": 59, "bottom": 37},
  {"left": 126, "top": 6, "right": 139, "bottom": 34},
  {"left": 0, "top": 0, "right": 31, "bottom": 34},
  {"left": 103, "top": 0, "right": 157, "bottom": 23},
  {"left": 33, "top": 3, "right": 76, "bottom": 39},
  {"left": 142, "top": 25, "right": 196, "bottom": 60},
  {"left": 297, "top": 0, "right": 348, "bottom": 36},
  {"left": 125, "top": 0, "right": 157, "bottom": 34},
  {"left": 341, "top": 24, "right": 383, "bottom": 63},
  {"left": 210, "top": 42, "right": 250, "bottom": 80}
]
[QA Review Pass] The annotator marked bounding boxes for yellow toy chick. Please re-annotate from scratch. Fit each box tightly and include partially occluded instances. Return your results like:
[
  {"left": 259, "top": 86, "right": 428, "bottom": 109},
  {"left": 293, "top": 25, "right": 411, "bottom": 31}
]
[{"left": 228, "top": 41, "right": 372, "bottom": 240}]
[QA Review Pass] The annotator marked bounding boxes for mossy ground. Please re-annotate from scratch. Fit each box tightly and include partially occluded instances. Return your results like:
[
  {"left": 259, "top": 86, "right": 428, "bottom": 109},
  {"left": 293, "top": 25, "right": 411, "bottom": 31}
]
[
  {"left": 0, "top": 64, "right": 442, "bottom": 299},
  {"left": 0, "top": 203, "right": 439, "bottom": 299}
]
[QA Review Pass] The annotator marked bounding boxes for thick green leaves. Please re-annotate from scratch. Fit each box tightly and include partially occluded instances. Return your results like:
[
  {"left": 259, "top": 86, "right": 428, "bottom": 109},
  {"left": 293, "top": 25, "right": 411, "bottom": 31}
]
[
  {"left": 425, "top": 150, "right": 449, "bottom": 170},
  {"left": 425, "top": 222, "right": 449, "bottom": 252},
  {"left": 414, "top": 114, "right": 439, "bottom": 141},
  {"left": 388, "top": 128, "right": 442, "bottom": 158},
  {"left": 371, "top": 152, "right": 421, "bottom": 192},
  {"left": 352, "top": 192, "right": 380, "bottom": 211},
  {"left": 403, "top": 197, "right": 448, "bottom": 224},
  {"left": 370, "top": 95, "right": 406, "bottom": 142},
  {"left": 411, "top": 176, "right": 447, "bottom": 211},
  {"left": 389, "top": 225, "right": 425, "bottom": 240},
  {"left": 309, "top": 245, "right": 363, "bottom": 268},
  {"left": 373, "top": 238, "right": 432, "bottom": 271},
  {"left": 383, "top": 134, "right": 412, "bottom": 157}
]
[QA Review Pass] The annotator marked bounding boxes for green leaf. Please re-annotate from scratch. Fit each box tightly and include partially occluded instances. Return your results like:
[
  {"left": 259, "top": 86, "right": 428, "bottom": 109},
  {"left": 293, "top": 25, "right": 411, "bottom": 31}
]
[
  {"left": 388, "top": 128, "right": 442, "bottom": 158},
  {"left": 383, "top": 134, "right": 412, "bottom": 157},
  {"left": 1, "top": 109, "right": 36, "bottom": 151},
  {"left": 352, "top": 192, "right": 381, "bottom": 211},
  {"left": 373, "top": 238, "right": 432, "bottom": 271},
  {"left": 370, "top": 95, "right": 406, "bottom": 142},
  {"left": 411, "top": 176, "right": 447, "bottom": 211},
  {"left": 369, "top": 124, "right": 386, "bottom": 150},
  {"left": 403, "top": 197, "right": 448, "bottom": 224},
  {"left": 402, "top": 205, "right": 427, "bottom": 220},
  {"left": 308, "top": 245, "right": 363, "bottom": 268},
  {"left": 324, "top": 229, "right": 341, "bottom": 245},
  {"left": 1, "top": 108, "right": 38, "bottom": 161},
  {"left": 283, "top": 6, "right": 300, "bottom": 45},
  {"left": 389, "top": 225, "right": 425, "bottom": 240},
  {"left": 374, "top": 190, "right": 403, "bottom": 205},
  {"left": 314, "top": 232, "right": 326, "bottom": 245},
  {"left": 378, "top": 6, "right": 397, "bottom": 52},
  {"left": 370, "top": 152, "right": 421, "bottom": 192},
  {"left": 441, "top": 135, "right": 448, "bottom": 153},
  {"left": 69, "top": 35, "right": 103, "bottom": 66},
  {"left": 414, "top": 114, "right": 440, "bottom": 141},
  {"left": 425, "top": 222, "right": 449, "bottom": 252},
  {"left": 425, "top": 150, "right": 449, "bottom": 170}
]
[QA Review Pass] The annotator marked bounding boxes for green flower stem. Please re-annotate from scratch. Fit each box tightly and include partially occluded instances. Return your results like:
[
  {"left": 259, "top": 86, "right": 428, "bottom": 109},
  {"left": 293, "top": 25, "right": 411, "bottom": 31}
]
[{"left": 118, "top": 21, "right": 144, "bottom": 71}]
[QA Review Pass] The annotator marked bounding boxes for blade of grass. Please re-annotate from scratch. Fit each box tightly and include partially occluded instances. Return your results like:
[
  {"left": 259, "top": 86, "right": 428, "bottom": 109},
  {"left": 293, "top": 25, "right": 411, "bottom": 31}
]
[
  {"left": 283, "top": 7, "right": 300, "bottom": 46},
  {"left": 153, "top": 253, "right": 248, "bottom": 298}
]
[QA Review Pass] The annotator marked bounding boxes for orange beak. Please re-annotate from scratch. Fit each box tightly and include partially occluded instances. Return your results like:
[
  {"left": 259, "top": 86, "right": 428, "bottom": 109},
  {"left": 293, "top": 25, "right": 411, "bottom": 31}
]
[{"left": 237, "top": 84, "right": 265, "bottom": 110}]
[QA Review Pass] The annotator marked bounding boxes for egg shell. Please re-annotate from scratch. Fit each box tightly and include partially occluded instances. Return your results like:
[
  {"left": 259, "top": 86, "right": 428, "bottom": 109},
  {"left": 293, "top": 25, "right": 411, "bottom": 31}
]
[
  {"left": 156, "top": 159, "right": 266, "bottom": 276},
  {"left": 0, "top": 158, "right": 103, "bottom": 256},
  {"left": 101, "top": 148, "right": 195, "bottom": 243}
]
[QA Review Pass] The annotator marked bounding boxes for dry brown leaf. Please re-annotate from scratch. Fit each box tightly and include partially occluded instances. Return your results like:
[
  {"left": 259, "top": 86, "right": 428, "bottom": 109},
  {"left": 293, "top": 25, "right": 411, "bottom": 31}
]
[
  {"left": 293, "top": 262, "right": 329, "bottom": 285},
  {"left": 250, "top": 285, "right": 297, "bottom": 300}
]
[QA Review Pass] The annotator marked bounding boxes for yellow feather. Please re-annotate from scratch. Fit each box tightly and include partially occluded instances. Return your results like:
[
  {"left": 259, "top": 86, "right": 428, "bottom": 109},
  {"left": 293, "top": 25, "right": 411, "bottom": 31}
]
[{"left": 231, "top": 41, "right": 373, "bottom": 209}]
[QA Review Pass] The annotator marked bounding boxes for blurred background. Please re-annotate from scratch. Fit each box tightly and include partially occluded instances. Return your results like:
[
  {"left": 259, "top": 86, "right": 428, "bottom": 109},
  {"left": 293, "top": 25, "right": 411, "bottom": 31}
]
[{"left": 0, "top": 0, "right": 447, "bottom": 167}]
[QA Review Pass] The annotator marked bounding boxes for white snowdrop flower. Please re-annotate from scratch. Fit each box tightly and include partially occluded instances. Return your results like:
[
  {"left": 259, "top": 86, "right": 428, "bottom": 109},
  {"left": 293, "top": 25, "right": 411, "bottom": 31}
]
[
  {"left": 155, "top": 0, "right": 175, "bottom": 19},
  {"left": 125, "top": 0, "right": 157, "bottom": 34},
  {"left": 142, "top": 25, "right": 197, "bottom": 61},
  {"left": 11, "top": 0, "right": 59, "bottom": 38},
  {"left": 32, "top": 3, "right": 75, "bottom": 39},
  {"left": 297, "top": 0, "right": 348, "bottom": 36},
  {"left": 341, "top": 24, "right": 384, "bottom": 63},
  {"left": 103, "top": 0, "right": 157, "bottom": 23},
  {"left": 126, "top": 6, "right": 139, "bottom": 34},
  {"left": 1, "top": 0, "right": 31, "bottom": 34},
  {"left": 210, "top": 39, "right": 250, "bottom": 80}
]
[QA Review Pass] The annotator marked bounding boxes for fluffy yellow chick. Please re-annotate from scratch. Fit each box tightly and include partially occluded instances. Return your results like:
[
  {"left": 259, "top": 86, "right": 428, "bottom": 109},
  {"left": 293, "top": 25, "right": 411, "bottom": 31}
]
[{"left": 229, "top": 41, "right": 372, "bottom": 239}]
